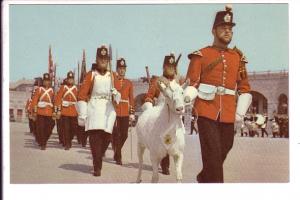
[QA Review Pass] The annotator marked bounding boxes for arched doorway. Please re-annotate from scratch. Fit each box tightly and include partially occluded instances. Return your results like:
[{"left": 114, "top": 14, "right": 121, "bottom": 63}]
[
  {"left": 250, "top": 91, "right": 268, "bottom": 114},
  {"left": 277, "top": 93, "right": 288, "bottom": 114}
]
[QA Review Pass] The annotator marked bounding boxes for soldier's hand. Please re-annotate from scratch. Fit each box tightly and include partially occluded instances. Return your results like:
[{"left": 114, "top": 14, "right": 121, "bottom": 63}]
[
  {"left": 111, "top": 88, "right": 118, "bottom": 96},
  {"left": 111, "top": 88, "right": 121, "bottom": 104},
  {"left": 129, "top": 114, "right": 135, "bottom": 122},
  {"left": 78, "top": 117, "right": 86, "bottom": 127},
  {"left": 52, "top": 112, "right": 57, "bottom": 120},
  {"left": 56, "top": 111, "right": 61, "bottom": 120},
  {"left": 32, "top": 113, "right": 37, "bottom": 121}
]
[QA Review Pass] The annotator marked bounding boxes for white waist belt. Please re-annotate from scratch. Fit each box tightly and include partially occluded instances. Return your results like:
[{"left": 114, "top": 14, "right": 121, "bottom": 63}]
[
  {"left": 198, "top": 83, "right": 235, "bottom": 101},
  {"left": 119, "top": 99, "right": 129, "bottom": 103},
  {"left": 91, "top": 95, "right": 111, "bottom": 100},
  {"left": 62, "top": 100, "right": 76, "bottom": 107},
  {"left": 38, "top": 101, "right": 53, "bottom": 108},
  {"left": 215, "top": 86, "right": 236, "bottom": 95}
]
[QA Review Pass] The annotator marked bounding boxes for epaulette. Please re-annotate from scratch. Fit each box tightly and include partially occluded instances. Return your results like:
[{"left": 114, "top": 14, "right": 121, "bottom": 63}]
[
  {"left": 188, "top": 49, "right": 203, "bottom": 59},
  {"left": 232, "top": 46, "right": 248, "bottom": 63}
]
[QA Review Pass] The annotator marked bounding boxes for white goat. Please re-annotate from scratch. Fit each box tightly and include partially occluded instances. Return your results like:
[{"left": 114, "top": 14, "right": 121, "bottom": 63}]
[{"left": 135, "top": 77, "right": 189, "bottom": 183}]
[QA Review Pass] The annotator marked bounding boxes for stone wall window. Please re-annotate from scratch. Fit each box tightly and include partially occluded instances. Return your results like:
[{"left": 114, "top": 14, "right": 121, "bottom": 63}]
[
  {"left": 16, "top": 109, "right": 23, "bottom": 122},
  {"left": 9, "top": 108, "right": 15, "bottom": 122}
]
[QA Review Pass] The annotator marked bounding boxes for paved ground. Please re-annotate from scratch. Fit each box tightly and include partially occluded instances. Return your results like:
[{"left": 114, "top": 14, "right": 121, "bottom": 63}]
[{"left": 10, "top": 122, "right": 289, "bottom": 183}]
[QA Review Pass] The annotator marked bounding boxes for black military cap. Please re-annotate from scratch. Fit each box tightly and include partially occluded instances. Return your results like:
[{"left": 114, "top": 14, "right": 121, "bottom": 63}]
[
  {"left": 213, "top": 5, "right": 236, "bottom": 28},
  {"left": 34, "top": 77, "right": 43, "bottom": 86},
  {"left": 163, "top": 53, "right": 176, "bottom": 67},
  {"left": 96, "top": 45, "right": 109, "bottom": 59},
  {"left": 43, "top": 73, "right": 51, "bottom": 81},
  {"left": 116, "top": 57, "right": 127, "bottom": 68},
  {"left": 62, "top": 78, "right": 67, "bottom": 85},
  {"left": 67, "top": 71, "right": 74, "bottom": 79}
]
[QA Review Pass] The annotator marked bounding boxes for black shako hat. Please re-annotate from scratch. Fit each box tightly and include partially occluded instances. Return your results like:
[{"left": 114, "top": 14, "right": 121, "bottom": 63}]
[
  {"left": 116, "top": 57, "right": 127, "bottom": 68},
  {"left": 163, "top": 53, "right": 176, "bottom": 68},
  {"left": 43, "top": 73, "right": 51, "bottom": 81},
  {"left": 213, "top": 5, "right": 236, "bottom": 28},
  {"left": 96, "top": 45, "right": 109, "bottom": 59}
]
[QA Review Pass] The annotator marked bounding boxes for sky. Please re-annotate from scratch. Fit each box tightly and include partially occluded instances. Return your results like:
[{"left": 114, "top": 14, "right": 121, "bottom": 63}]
[{"left": 9, "top": 3, "right": 288, "bottom": 81}]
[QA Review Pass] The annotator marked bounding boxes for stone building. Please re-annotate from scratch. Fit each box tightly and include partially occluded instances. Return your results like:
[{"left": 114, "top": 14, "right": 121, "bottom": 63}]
[
  {"left": 248, "top": 70, "right": 289, "bottom": 117},
  {"left": 9, "top": 78, "right": 34, "bottom": 122}
]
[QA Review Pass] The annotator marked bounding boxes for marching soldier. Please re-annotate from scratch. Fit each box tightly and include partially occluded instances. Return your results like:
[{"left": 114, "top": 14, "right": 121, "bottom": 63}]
[
  {"left": 76, "top": 45, "right": 121, "bottom": 176},
  {"left": 26, "top": 78, "right": 42, "bottom": 137},
  {"left": 54, "top": 72, "right": 78, "bottom": 150},
  {"left": 112, "top": 57, "right": 135, "bottom": 165},
  {"left": 25, "top": 98, "right": 34, "bottom": 133},
  {"left": 31, "top": 73, "right": 55, "bottom": 150},
  {"left": 144, "top": 53, "right": 182, "bottom": 175},
  {"left": 184, "top": 5, "right": 252, "bottom": 183},
  {"left": 56, "top": 78, "right": 67, "bottom": 146},
  {"left": 260, "top": 113, "right": 269, "bottom": 137}
]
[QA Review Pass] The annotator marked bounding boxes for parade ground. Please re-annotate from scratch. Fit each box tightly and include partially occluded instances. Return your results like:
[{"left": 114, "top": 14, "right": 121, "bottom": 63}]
[{"left": 10, "top": 122, "right": 289, "bottom": 184}]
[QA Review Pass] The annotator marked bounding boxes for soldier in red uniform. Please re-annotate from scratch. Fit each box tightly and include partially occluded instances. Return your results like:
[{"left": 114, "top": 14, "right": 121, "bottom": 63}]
[
  {"left": 112, "top": 58, "right": 135, "bottom": 165},
  {"left": 26, "top": 78, "right": 42, "bottom": 138},
  {"left": 184, "top": 5, "right": 252, "bottom": 183},
  {"left": 31, "top": 73, "right": 55, "bottom": 150},
  {"left": 56, "top": 78, "right": 67, "bottom": 146},
  {"left": 144, "top": 53, "right": 182, "bottom": 175},
  {"left": 54, "top": 71, "right": 78, "bottom": 150},
  {"left": 77, "top": 45, "right": 121, "bottom": 176}
]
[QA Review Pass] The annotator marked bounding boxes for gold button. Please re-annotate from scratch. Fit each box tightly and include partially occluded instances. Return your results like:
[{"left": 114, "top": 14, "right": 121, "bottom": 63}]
[{"left": 223, "top": 59, "right": 226, "bottom": 63}]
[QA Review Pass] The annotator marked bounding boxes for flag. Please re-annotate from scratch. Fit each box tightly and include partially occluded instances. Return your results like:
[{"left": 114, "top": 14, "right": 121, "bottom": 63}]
[
  {"left": 79, "top": 49, "right": 87, "bottom": 84},
  {"left": 48, "top": 45, "right": 54, "bottom": 84}
]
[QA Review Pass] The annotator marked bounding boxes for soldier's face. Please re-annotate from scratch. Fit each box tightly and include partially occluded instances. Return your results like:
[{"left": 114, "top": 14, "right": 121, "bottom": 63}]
[
  {"left": 117, "top": 67, "right": 126, "bottom": 77},
  {"left": 213, "top": 24, "right": 233, "bottom": 44},
  {"left": 163, "top": 65, "right": 176, "bottom": 78},
  {"left": 67, "top": 78, "right": 74, "bottom": 85},
  {"left": 96, "top": 58, "right": 109, "bottom": 71},
  {"left": 43, "top": 80, "right": 51, "bottom": 88}
]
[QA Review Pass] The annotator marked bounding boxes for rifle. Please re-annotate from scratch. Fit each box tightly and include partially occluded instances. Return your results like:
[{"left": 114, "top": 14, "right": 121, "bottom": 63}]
[
  {"left": 145, "top": 66, "right": 151, "bottom": 85},
  {"left": 109, "top": 44, "right": 114, "bottom": 89},
  {"left": 175, "top": 53, "right": 182, "bottom": 69}
]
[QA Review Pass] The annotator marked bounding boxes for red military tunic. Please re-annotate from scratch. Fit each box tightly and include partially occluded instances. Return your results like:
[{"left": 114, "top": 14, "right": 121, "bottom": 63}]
[
  {"left": 144, "top": 76, "right": 163, "bottom": 104},
  {"left": 186, "top": 46, "right": 251, "bottom": 123},
  {"left": 30, "top": 86, "right": 54, "bottom": 117},
  {"left": 54, "top": 84, "right": 78, "bottom": 117},
  {"left": 144, "top": 76, "right": 184, "bottom": 103},
  {"left": 114, "top": 75, "right": 134, "bottom": 116}
]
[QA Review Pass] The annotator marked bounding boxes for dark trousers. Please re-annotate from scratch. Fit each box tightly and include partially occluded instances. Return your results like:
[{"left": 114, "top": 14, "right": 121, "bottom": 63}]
[
  {"left": 112, "top": 116, "right": 129, "bottom": 162},
  {"left": 88, "top": 130, "right": 111, "bottom": 172},
  {"left": 261, "top": 128, "right": 268, "bottom": 137},
  {"left": 56, "top": 119, "right": 64, "bottom": 145},
  {"left": 36, "top": 115, "right": 54, "bottom": 148},
  {"left": 30, "top": 119, "right": 38, "bottom": 142},
  {"left": 78, "top": 126, "right": 88, "bottom": 147},
  {"left": 197, "top": 116, "right": 234, "bottom": 183},
  {"left": 29, "top": 119, "right": 34, "bottom": 133},
  {"left": 190, "top": 120, "right": 198, "bottom": 135},
  {"left": 61, "top": 116, "right": 78, "bottom": 148},
  {"left": 160, "top": 155, "right": 170, "bottom": 171}
]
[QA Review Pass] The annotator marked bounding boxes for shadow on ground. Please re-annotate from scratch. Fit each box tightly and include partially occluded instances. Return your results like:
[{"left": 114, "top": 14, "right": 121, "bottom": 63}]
[{"left": 59, "top": 163, "right": 92, "bottom": 174}]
